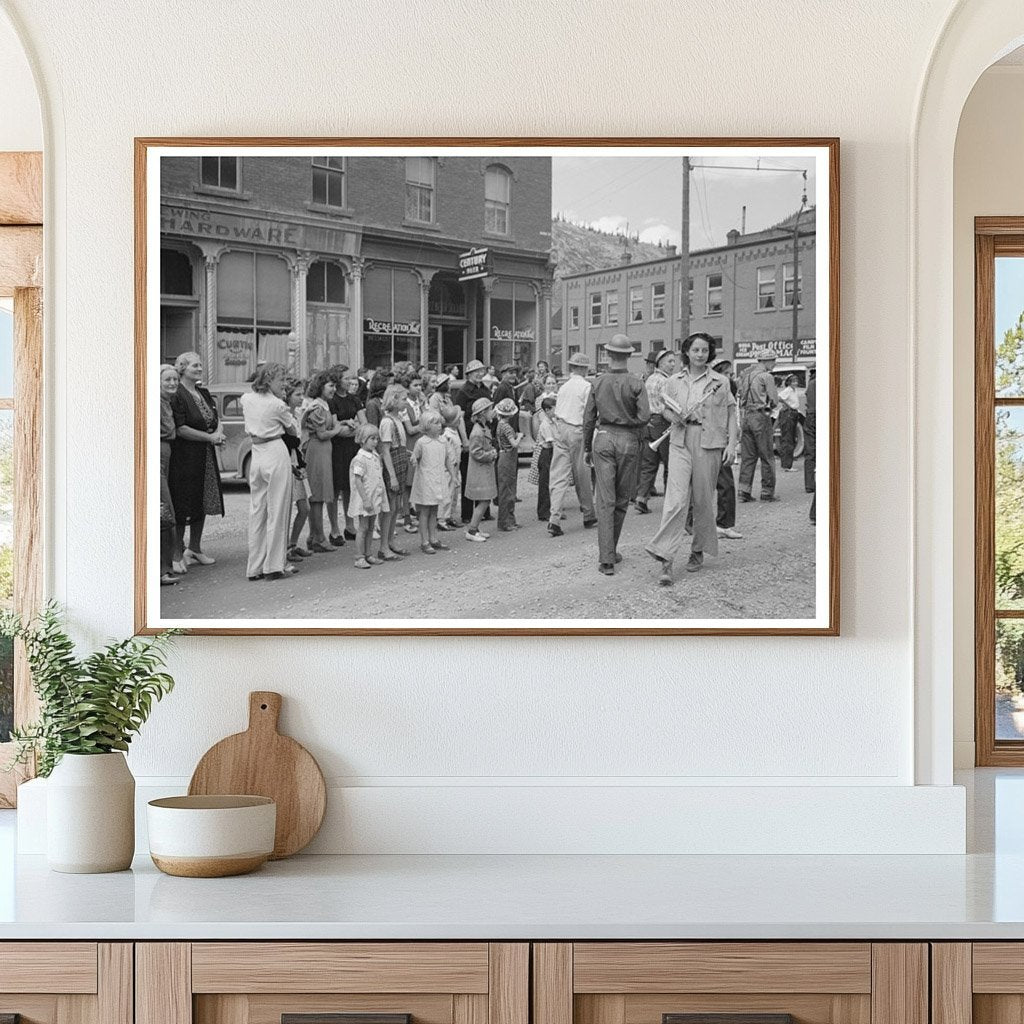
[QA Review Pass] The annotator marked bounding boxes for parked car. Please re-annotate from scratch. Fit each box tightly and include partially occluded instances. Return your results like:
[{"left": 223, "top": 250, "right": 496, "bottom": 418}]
[{"left": 205, "top": 382, "right": 253, "bottom": 484}]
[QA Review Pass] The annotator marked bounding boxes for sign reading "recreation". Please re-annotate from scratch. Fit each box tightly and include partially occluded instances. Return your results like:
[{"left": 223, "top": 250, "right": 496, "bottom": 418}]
[
  {"left": 458, "top": 247, "right": 490, "bottom": 281},
  {"left": 364, "top": 317, "right": 421, "bottom": 336}
]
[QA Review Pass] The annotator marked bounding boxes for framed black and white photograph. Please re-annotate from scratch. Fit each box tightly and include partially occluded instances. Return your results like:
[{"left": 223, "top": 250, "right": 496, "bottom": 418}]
[{"left": 135, "top": 138, "right": 838, "bottom": 635}]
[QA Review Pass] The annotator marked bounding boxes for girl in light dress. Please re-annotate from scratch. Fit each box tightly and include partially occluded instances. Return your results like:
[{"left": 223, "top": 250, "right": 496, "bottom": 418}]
[
  {"left": 410, "top": 410, "right": 455, "bottom": 554},
  {"left": 348, "top": 423, "right": 389, "bottom": 569},
  {"left": 377, "top": 384, "right": 410, "bottom": 561},
  {"left": 438, "top": 404, "right": 465, "bottom": 531}
]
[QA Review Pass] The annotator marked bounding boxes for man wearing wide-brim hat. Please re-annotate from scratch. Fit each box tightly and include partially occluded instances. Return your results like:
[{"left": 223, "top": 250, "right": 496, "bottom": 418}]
[
  {"left": 454, "top": 359, "right": 494, "bottom": 522},
  {"left": 547, "top": 351, "right": 596, "bottom": 536},
  {"left": 582, "top": 334, "right": 651, "bottom": 574},
  {"left": 737, "top": 347, "right": 779, "bottom": 502}
]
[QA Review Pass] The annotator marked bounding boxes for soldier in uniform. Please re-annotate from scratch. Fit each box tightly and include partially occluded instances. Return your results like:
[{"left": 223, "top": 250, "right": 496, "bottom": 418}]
[
  {"left": 737, "top": 347, "right": 779, "bottom": 502},
  {"left": 583, "top": 335, "right": 651, "bottom": 575}
]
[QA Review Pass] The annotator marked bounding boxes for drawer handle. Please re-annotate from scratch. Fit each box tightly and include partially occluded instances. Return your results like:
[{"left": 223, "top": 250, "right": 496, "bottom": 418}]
[
  {"left": 283, "top": 1016, "right": 412, "bottom": 1024},
  {"left": 664, "top": 1016, "right": 795, "bottom": 1024}
]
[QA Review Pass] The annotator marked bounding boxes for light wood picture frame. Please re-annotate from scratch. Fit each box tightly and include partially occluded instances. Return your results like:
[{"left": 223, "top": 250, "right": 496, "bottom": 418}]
[{"left": 135, "top": 137, "right": 839, "bottom": 636}]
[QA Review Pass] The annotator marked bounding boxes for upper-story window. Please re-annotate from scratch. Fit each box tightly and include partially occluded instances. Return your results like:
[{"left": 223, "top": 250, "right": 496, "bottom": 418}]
[
  {"left": 590, "top": 292, "right": 602, "bottom": 327},
  {"left": 757, "top": 266, "right": 777, "bottom": 310},
  {"left": 200, "top": 156, "right": 238, "bottom": 191},
  {"left": 569, "top": 305, "right": 580, "bottom": 329},
  {"left": 484, "top": 165, "right": 511, "bottom": 235},
  {"left": 783, "top": 263, "right": 803, "bottom": 308},
  {"left": 629, "top": 285, "right": 643, "bottom": 322},
  {"left": 651, "top": 282, "right": 666, "bottom": 321},
  {"left": 707, "top": 273, "right": 723, "bottom": 315},
  {"left": 405, "top": 157, "right": 435, "bottom": 224},
  {"left": 312, "top": 157, "right": 346, "bottom": 208},
  {"left": 606, "top": 290, "right": 619, "bottom": 325}
]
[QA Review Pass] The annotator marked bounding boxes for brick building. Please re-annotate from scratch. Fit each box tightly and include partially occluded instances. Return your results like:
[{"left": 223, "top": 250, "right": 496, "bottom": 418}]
[
  {"left": 551, "top": 209, "right": 816, "bottom": 375},
  {"left": 159, "top": 154, "right": 554, "bottom": 384}
]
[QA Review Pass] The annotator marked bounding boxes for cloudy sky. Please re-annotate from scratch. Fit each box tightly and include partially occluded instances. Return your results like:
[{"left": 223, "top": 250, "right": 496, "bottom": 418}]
[{"left": 551, "top": 154, "right": 816, "bottom": 252}]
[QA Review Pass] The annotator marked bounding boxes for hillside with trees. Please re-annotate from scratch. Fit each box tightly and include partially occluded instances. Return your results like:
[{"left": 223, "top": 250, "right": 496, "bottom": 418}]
[{"left": 551, "top": 214, "right": 674, "bottom": 279}]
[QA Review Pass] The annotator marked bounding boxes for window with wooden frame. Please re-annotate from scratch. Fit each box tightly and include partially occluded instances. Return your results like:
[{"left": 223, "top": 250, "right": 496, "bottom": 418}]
[
  {"left": 0, "top": 151, "right": 45, "bottom": 806},
  {"left": 974, "top": 218, "right": 1024, "bottom": 764}
]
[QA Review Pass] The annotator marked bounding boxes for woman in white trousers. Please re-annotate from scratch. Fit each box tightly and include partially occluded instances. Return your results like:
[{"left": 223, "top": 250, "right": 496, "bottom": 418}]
[{"left": 241, "top": 363, "right": 298, "bottom": 581}]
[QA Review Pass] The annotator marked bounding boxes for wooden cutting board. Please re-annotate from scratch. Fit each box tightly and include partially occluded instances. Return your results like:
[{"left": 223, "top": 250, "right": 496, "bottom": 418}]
[{"left": 188, "top": 691, "right": 326, "bottom": 859}]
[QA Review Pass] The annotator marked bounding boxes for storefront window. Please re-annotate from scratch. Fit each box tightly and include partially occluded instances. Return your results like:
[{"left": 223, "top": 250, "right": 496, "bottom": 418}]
[
  {"left": 215, "top": 250, "right": 292, "bottom": 382},
  {"left": 363, "top": 266, "right": 421, "bottom": 369},
  {"left": 489, "top": 280, "right": 536, "bottom": 368}
]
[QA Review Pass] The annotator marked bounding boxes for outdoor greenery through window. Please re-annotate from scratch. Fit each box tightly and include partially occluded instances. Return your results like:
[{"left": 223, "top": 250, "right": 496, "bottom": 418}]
[{"left": 993, "top": 257, "right": 1024, "bottom": 738}]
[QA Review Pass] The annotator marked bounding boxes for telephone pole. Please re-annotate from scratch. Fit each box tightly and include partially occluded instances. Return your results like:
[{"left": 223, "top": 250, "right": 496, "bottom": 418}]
[
  {"left": 681, "top": 156, "right": 690, "bottom": 343},
  {"left": 791, "top": 170, "right": 808, "bottom": 362}
]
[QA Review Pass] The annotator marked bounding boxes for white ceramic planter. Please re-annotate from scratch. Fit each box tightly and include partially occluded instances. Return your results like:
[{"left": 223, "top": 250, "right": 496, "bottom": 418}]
[{"left": 46, "top": 752, "right": 135, "bottom": 873}]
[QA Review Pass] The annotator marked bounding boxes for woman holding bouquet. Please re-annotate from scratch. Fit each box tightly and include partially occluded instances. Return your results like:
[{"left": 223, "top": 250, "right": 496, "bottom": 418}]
[{"left": 644, "top": 332, "right": 738, "bottom": 586}]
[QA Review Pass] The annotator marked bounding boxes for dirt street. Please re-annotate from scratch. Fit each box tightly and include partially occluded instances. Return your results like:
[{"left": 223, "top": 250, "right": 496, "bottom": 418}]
[{"left": 161, "top": 460, "right": 817, "bottom": 623}]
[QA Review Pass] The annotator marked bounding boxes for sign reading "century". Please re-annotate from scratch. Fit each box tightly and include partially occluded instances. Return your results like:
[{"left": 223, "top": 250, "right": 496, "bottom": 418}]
[{"left": 458, "top": 247, "right": 490, "bottom": 281}]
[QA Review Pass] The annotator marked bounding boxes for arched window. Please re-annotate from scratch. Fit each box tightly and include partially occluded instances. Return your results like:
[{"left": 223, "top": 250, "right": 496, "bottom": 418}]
[
  {"left": 306, "top": 260, "right": 347, "bottom": 304},
  {"left": 485, "top": 165, "right": 511, "bottom": 235}
]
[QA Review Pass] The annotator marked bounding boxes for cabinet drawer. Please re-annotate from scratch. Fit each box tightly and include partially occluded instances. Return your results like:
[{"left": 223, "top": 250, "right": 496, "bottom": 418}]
[
  {"left": 534, "top": 944, "right": 925, "bottom": 1024},
  {"left": 572, "top": 944, "right": 872, "bottom": 994},
  {"left": 191, "top": 944, "right": 491, "bottom": 994},
  {"left": 0, "top": 942, "right": 98, "bottom": 994},
  {"left": 139, "top": 943, "right": 528, "bottom": 1024}
]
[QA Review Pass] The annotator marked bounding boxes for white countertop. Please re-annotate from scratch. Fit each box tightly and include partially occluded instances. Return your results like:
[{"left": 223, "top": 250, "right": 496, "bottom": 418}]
[
  {"left": 1, "top": 769, "right": 1021, "bottom": 941},
  {"left": 1, "top": 850, "right": 1023, "bottom": 940}
]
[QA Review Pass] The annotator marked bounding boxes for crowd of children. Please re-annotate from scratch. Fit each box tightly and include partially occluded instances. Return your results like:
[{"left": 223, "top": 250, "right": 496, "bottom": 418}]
[{"left": 224, "top": 360, "right": 560, "bottom": 582}]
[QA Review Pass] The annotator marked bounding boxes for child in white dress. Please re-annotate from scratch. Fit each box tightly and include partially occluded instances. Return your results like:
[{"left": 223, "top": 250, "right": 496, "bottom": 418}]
[
  {"left": 409, "top": 410, "right": 454, "bottom": 554},
  {"left": 348, "top": 424, "right": 389, "bottom": 569}
]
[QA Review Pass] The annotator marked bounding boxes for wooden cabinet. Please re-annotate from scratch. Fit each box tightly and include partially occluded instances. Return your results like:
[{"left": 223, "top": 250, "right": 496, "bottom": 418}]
[
  {"left": 0, "top": 943, "right": 132, "bottom": 1024},
  {"left": 932, "top": 943, "right": 1024, "bottom": 1024},
  {"left": 0, "top": 938, "right": 946, "bottom": 1024},
  {"left": 532, "top": 944, "right": 928, "bottom": 1024},
  {"left": 136, "top": 944, "right": 528, "bottom": 1024}
]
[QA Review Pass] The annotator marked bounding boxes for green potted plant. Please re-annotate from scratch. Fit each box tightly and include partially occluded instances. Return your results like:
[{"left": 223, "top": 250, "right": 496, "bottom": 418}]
[{"left": 2, "top": 603, "right": 178, "bottom": 873}]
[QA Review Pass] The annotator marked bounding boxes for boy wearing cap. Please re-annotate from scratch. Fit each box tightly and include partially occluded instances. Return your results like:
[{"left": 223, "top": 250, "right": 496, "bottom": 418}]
[
  {"left": 548, "top": 352, "right": 596, "bottom": 536},
  {"left": 493, "top": 364, "right": 518, "bottom": 411},
  {"left": 583, "top": 334, "right": 651, "bottom": 574}
]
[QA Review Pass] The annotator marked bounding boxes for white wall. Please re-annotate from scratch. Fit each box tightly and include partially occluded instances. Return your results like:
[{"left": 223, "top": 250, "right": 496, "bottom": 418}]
[
  {"left": 0, "top": 0, "right": 975, "bottom": 852},
  {"left": 952, "top": 66, "right": 1024, "bottom": 767},
  {"left": 0, "top": 7, "right": 39, "bottom": 151}
]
